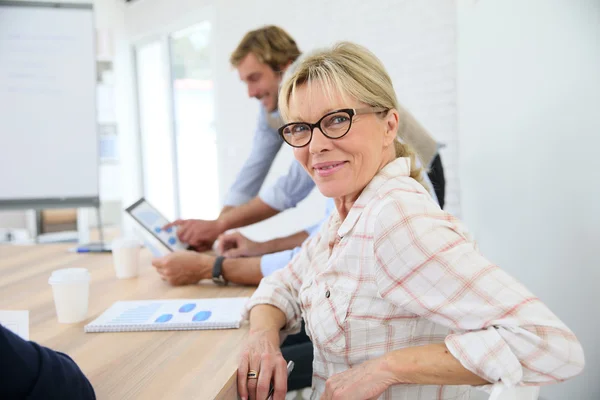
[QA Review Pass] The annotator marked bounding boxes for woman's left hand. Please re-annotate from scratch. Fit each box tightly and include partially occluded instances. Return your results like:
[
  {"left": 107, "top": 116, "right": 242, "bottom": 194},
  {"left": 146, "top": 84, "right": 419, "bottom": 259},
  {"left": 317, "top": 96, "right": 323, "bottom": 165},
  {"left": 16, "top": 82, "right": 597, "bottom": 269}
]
[{"left": 320, "top": 357, "right": 398, "bottom": 400}]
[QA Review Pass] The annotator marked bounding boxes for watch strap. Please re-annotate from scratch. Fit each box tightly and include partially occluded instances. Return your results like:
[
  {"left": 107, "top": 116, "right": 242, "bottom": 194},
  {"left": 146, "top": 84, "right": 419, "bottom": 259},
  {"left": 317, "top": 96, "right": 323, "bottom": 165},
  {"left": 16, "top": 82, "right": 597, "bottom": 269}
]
[{"left": 212, "top": 255, "right": 228, "bottom": 285}]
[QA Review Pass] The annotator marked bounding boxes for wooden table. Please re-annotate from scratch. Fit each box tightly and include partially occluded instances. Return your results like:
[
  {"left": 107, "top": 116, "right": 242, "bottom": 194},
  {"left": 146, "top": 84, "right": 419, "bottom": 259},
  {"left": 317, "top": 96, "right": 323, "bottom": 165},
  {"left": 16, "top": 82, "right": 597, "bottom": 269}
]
[{"left": 0, "top": 244, "right": 254, "bottom": 399}]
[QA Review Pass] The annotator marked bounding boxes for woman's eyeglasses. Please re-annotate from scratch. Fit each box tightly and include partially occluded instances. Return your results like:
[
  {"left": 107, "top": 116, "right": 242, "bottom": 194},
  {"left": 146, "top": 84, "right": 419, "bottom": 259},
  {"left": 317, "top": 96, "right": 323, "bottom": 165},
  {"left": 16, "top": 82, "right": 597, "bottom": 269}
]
[{"left": 278, "top": 107, "right": 388, "bottom": 148}]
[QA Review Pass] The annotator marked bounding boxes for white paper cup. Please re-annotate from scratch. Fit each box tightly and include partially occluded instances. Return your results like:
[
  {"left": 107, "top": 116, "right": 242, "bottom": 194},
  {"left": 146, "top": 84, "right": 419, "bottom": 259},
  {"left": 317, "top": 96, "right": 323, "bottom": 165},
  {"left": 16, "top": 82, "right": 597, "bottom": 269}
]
[
  {"left": 111, "top": 238, "right": 141, "bottom": 279},
  {"left": 48, "top": 268, "right": 91, "bottom": 324}
]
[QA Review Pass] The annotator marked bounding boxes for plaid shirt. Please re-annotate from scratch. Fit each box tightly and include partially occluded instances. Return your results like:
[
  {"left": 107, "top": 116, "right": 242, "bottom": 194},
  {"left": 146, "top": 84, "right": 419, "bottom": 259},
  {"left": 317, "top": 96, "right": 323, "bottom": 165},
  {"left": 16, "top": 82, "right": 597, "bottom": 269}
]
[{"left": 245, "top": 157, "right": 584, "bottom": 400}]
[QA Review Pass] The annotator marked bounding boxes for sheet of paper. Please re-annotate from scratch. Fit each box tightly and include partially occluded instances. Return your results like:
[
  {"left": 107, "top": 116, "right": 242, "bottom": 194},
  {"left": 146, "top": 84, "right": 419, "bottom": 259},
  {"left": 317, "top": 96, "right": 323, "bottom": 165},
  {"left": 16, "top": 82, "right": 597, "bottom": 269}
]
[{"left": 0, "top": 310, "right": 29, "bottom": 340}]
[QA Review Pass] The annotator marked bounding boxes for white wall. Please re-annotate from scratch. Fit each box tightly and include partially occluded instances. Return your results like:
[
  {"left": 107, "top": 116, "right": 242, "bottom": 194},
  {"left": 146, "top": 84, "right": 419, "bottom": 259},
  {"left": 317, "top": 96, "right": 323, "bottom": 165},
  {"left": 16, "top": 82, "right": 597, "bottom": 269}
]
[
  {"left": 0, "top": 0, "right": 87, "bottom": 231},
  {"left": 0, "top": 211, "right": 27, "bottom": 229},
  {"left": 0, "top": 0, "right": 135, "bottom": 234},
  {"left": 101, "top": 0, "right": 143, "bottom": 235},
  {"left": 124, "top": 0, "right": 459, "bottom": 240},
  {"left": 458, "top": 1, "right": 600, "bottom": 398}
]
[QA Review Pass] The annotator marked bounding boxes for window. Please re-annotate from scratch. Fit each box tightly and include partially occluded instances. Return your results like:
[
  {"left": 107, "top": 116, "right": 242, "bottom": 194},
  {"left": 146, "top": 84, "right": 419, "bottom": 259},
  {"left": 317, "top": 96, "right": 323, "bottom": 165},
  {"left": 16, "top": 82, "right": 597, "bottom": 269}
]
[
  {"left": 134, "top": 18, "right": 218, "bottom": 221},
  {"left": 135, "top": 40, "right": 177, "bottom": 220},
  {"left": 170, "top": 21, "right": 219, "bottom": 219}
]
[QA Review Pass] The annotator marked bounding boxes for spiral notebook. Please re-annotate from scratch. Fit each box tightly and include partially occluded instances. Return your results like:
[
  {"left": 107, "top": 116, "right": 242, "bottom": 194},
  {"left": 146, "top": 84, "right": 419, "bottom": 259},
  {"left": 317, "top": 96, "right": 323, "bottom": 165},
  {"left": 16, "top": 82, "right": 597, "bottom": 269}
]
[{"left": 84, "top": 297, "right": 249, "bottom": 333}]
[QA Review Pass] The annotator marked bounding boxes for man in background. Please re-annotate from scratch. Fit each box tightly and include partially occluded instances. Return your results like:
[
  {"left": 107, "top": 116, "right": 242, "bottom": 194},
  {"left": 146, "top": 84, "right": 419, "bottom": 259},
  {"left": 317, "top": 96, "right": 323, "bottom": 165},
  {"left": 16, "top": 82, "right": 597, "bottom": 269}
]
[{"left": 168, "top": 25, "right": 315, "bottom": 255}]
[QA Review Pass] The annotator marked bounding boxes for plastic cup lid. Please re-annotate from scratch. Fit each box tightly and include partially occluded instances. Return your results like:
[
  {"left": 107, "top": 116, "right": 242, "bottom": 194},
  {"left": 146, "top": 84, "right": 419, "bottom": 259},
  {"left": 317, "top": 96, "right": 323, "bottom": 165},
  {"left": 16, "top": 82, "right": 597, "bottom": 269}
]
[{"left": 48, "top": 268, "right": 90, "bottom": 285}]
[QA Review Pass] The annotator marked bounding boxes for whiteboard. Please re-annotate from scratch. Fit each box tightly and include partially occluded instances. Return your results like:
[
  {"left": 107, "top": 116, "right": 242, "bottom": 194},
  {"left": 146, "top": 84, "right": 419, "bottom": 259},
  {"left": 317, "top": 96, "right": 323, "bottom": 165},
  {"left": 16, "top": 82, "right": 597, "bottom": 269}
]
[{"left": 0, "top": 2, "right": 98, "bottom": 209}]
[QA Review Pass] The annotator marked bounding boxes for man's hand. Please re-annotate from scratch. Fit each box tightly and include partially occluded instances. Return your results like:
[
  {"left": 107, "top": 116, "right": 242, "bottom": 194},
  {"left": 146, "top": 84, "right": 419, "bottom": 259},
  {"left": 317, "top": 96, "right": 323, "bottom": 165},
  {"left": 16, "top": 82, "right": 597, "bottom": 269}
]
[
  {"left": 163, "top": 219, "right": 226, "bottom": 251},
  {"left": 217, "top": 231, "right": 266, "bottom": 258},
  {"left": 151, "top": 251, "right": 214, "bottom": 286}
]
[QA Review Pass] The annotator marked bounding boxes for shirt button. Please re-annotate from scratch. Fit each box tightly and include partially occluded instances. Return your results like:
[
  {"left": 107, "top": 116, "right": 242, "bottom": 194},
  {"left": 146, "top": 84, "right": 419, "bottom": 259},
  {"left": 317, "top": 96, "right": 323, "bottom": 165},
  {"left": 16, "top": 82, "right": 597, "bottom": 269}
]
[{"left": 325, "top": 290, "right": 330, "bottom": 298}]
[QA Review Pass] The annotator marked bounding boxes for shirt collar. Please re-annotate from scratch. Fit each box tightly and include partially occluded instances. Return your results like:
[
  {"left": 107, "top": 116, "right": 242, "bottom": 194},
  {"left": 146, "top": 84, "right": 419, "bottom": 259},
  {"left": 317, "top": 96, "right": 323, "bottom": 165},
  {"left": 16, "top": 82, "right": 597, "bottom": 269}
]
[{"left": 336, "top": 157, "right": 412, "bottom": 238}]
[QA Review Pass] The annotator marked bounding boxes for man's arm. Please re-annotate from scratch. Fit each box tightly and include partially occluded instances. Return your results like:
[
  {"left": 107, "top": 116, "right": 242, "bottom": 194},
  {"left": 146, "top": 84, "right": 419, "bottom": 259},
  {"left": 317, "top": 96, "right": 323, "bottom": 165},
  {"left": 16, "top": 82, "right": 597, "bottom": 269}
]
[
  {"left": 153, "top": 246, "right": 305, "bottom": 287},
  {"left": 216, "top": 160, "right": 317, "bottom": 235},
  {"left": 260, "top": 231, "right": 308, "bottom": 254},
  {"left": 258, "top": 160, "right": 315, "bottom": 211},
  {"left": 221, "top": 257, "right": 264, "bottom": 286},
  {"left": 169, "top": 160, "right": 317, "bottom": 249},
  {"left": 0, "top": 325, "right": 95, "bottom": 399},
  {"left": 219, "top": 205, "right": 235, "bottom": 216},
  {"left": 166, "top": 197, "right": 280, "bottom": 250},
  {"left": 222, "top": 245, "right": 311, "bottom": 285},
  {"left": 218, "top": 197, "right": 280, "bottom": 232},
  {"left": 250, "top": 203, "right": 330, "bottom": 257},
  {"left": 218, "top": 229, "right": 310, "bottom": 258},
  {"left": 152, "top": 251, "right": 264, "bottom": 286}
]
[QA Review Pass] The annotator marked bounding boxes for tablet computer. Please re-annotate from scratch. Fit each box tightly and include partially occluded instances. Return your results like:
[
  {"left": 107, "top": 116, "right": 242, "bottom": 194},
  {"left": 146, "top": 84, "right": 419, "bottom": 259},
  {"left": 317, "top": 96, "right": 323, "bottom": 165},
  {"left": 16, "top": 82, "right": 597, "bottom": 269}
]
[{"left": 125, "top": 198, "right": 189, "bottom": 252}]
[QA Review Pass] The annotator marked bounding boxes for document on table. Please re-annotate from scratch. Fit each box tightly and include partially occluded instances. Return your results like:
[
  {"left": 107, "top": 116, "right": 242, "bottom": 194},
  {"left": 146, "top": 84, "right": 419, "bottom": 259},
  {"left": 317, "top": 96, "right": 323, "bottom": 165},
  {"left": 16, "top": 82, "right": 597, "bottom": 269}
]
[{"left": 0, "top": 310, "right": 29, "bottom": 340}]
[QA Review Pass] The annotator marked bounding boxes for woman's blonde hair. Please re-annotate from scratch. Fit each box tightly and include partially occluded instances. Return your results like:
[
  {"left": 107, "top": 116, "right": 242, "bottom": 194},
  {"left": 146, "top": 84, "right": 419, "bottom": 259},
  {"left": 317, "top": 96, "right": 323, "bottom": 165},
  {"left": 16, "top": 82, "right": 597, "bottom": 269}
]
[
  {"left": 230, "top": 25, "right": 301, "bottom": 72},
  {"left": 279, "top": 42, "right": 426, "bottom": 188}
]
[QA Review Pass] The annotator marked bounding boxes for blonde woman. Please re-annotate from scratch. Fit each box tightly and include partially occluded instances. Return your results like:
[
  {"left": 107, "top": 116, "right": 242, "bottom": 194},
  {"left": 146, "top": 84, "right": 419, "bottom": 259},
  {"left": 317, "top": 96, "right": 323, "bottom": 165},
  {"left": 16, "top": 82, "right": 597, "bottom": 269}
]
[{"left": 237, "top": 43, "right": 584, "bottom": 400}]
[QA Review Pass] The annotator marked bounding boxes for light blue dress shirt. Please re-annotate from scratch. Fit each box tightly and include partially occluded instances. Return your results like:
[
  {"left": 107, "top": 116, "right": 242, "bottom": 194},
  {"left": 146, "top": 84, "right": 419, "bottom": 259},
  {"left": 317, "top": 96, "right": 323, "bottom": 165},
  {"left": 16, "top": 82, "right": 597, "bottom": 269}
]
[
  {"left": 260, "top": 198, "right": 335, "bottom": 277},
  {"left": 223, "top": 107, "right": 285, "bottom": 207}
]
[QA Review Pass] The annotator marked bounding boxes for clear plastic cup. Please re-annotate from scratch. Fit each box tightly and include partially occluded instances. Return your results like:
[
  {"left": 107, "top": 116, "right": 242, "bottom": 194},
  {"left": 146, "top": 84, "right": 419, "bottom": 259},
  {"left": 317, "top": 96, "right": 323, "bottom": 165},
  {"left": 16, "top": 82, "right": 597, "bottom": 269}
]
[
  {"left": 111, "top": 238, "right": 141, "bottom": 279},
  {"left": 48, "top": 268, "right": 91, "bottom": 323}
]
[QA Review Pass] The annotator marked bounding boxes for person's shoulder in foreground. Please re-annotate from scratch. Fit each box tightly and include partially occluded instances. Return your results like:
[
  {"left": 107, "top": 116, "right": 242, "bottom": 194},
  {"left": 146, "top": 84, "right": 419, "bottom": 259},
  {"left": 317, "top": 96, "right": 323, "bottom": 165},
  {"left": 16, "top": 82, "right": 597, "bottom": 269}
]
[{"left": 0, "top": 324, "right": 96, "bottom": 400}]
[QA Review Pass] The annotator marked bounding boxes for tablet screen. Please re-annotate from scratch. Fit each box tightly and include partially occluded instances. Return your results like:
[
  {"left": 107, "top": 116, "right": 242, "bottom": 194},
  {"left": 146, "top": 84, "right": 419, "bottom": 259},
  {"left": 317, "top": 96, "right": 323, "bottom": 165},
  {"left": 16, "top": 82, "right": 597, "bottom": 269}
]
[{"left": 125, "top": 198, "right": 189, "bottom": 252}]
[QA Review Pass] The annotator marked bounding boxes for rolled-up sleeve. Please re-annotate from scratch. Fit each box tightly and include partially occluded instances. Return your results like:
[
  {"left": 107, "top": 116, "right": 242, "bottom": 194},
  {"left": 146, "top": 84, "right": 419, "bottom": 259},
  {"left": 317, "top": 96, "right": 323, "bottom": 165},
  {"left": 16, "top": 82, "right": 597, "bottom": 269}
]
[
  {"left": 372, "top": 200, "right": 585, "bottom": 388},
  {"left": 259, "top": 160, "right": 315, "bottom": 211},
  {"left": 245, "top": 231, "right": 321, "bottom": 335},
  {"left": 224, "top": 108, "right": 283, "bottom": 207}
]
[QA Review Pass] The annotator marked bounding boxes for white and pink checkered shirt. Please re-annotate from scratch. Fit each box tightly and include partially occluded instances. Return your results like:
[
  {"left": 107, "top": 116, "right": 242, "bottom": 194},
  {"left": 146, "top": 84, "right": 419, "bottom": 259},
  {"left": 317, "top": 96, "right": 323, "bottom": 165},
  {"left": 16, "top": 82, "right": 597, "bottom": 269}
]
[{"left": 245, "top": 157, "right": 584, "bottom": 400}]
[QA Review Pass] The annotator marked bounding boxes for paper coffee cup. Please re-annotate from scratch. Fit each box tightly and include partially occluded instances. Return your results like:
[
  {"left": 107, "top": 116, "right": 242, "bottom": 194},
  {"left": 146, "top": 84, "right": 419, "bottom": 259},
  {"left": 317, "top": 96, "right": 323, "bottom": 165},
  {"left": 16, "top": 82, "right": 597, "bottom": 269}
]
[
  {"left": 48, "top": 268, "right": 91, "bottom": 324},
  {"left": 111, "top": 238, "right": 141, "bottom": 279}
]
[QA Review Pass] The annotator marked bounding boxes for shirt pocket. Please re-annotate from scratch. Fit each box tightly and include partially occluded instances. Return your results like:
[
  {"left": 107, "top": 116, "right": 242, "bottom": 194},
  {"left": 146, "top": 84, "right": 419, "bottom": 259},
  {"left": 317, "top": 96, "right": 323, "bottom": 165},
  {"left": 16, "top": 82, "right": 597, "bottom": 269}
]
[
  {"left": 304, "top": 285, "right": 352, "bottom": 357},
  {"left": 343, "top": 295, "right": 418, "bottom": 365}
]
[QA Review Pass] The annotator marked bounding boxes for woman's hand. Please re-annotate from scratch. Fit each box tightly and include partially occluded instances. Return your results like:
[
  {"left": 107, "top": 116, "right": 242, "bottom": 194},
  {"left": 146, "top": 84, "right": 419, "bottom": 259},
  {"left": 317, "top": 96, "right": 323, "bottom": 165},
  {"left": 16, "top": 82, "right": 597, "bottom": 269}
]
[
  {"left": 238, "top": 328, "right": 289, "bottom": 400},
  {"left": 320, "top": 357, "right": 398, "bottom": 400}
]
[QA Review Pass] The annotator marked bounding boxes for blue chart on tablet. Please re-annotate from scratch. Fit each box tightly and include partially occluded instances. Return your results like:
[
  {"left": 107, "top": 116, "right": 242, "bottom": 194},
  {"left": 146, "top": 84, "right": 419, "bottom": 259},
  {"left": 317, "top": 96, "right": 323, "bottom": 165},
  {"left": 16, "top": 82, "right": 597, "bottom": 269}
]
[{"left": 125, "top": 198, "right": 189, "bottom": 251}]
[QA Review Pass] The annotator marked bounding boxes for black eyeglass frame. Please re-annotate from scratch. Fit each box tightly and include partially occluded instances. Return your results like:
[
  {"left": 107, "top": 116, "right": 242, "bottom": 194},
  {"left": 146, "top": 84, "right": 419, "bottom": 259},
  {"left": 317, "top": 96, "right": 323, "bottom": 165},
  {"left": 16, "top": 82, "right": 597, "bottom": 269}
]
[{"left": 278, "top": 107, "right": 389, "bottom": 148}]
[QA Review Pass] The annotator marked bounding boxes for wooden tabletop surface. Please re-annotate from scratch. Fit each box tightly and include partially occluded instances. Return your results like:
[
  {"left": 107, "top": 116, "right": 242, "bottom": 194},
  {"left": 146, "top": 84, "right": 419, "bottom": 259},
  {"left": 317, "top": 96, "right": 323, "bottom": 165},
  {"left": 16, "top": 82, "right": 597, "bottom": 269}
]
[{"left": 0, "top": 244, "right": 253, "bottom": 399}]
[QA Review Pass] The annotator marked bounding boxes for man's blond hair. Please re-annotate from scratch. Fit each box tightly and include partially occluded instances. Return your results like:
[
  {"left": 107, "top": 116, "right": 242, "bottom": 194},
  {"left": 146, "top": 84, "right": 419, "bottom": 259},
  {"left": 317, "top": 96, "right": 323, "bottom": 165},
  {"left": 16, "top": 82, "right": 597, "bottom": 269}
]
[{"left": 230, "top": 25, "right": 301, "bottom": 72}]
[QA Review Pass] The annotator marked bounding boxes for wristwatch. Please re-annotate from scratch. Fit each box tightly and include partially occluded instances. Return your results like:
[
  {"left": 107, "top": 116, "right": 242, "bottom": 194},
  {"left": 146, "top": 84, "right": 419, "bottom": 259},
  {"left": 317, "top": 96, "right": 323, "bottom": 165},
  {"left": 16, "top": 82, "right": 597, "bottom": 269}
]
[{"left": 212, "top": 256, "right": 228, "bottom": 286}]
